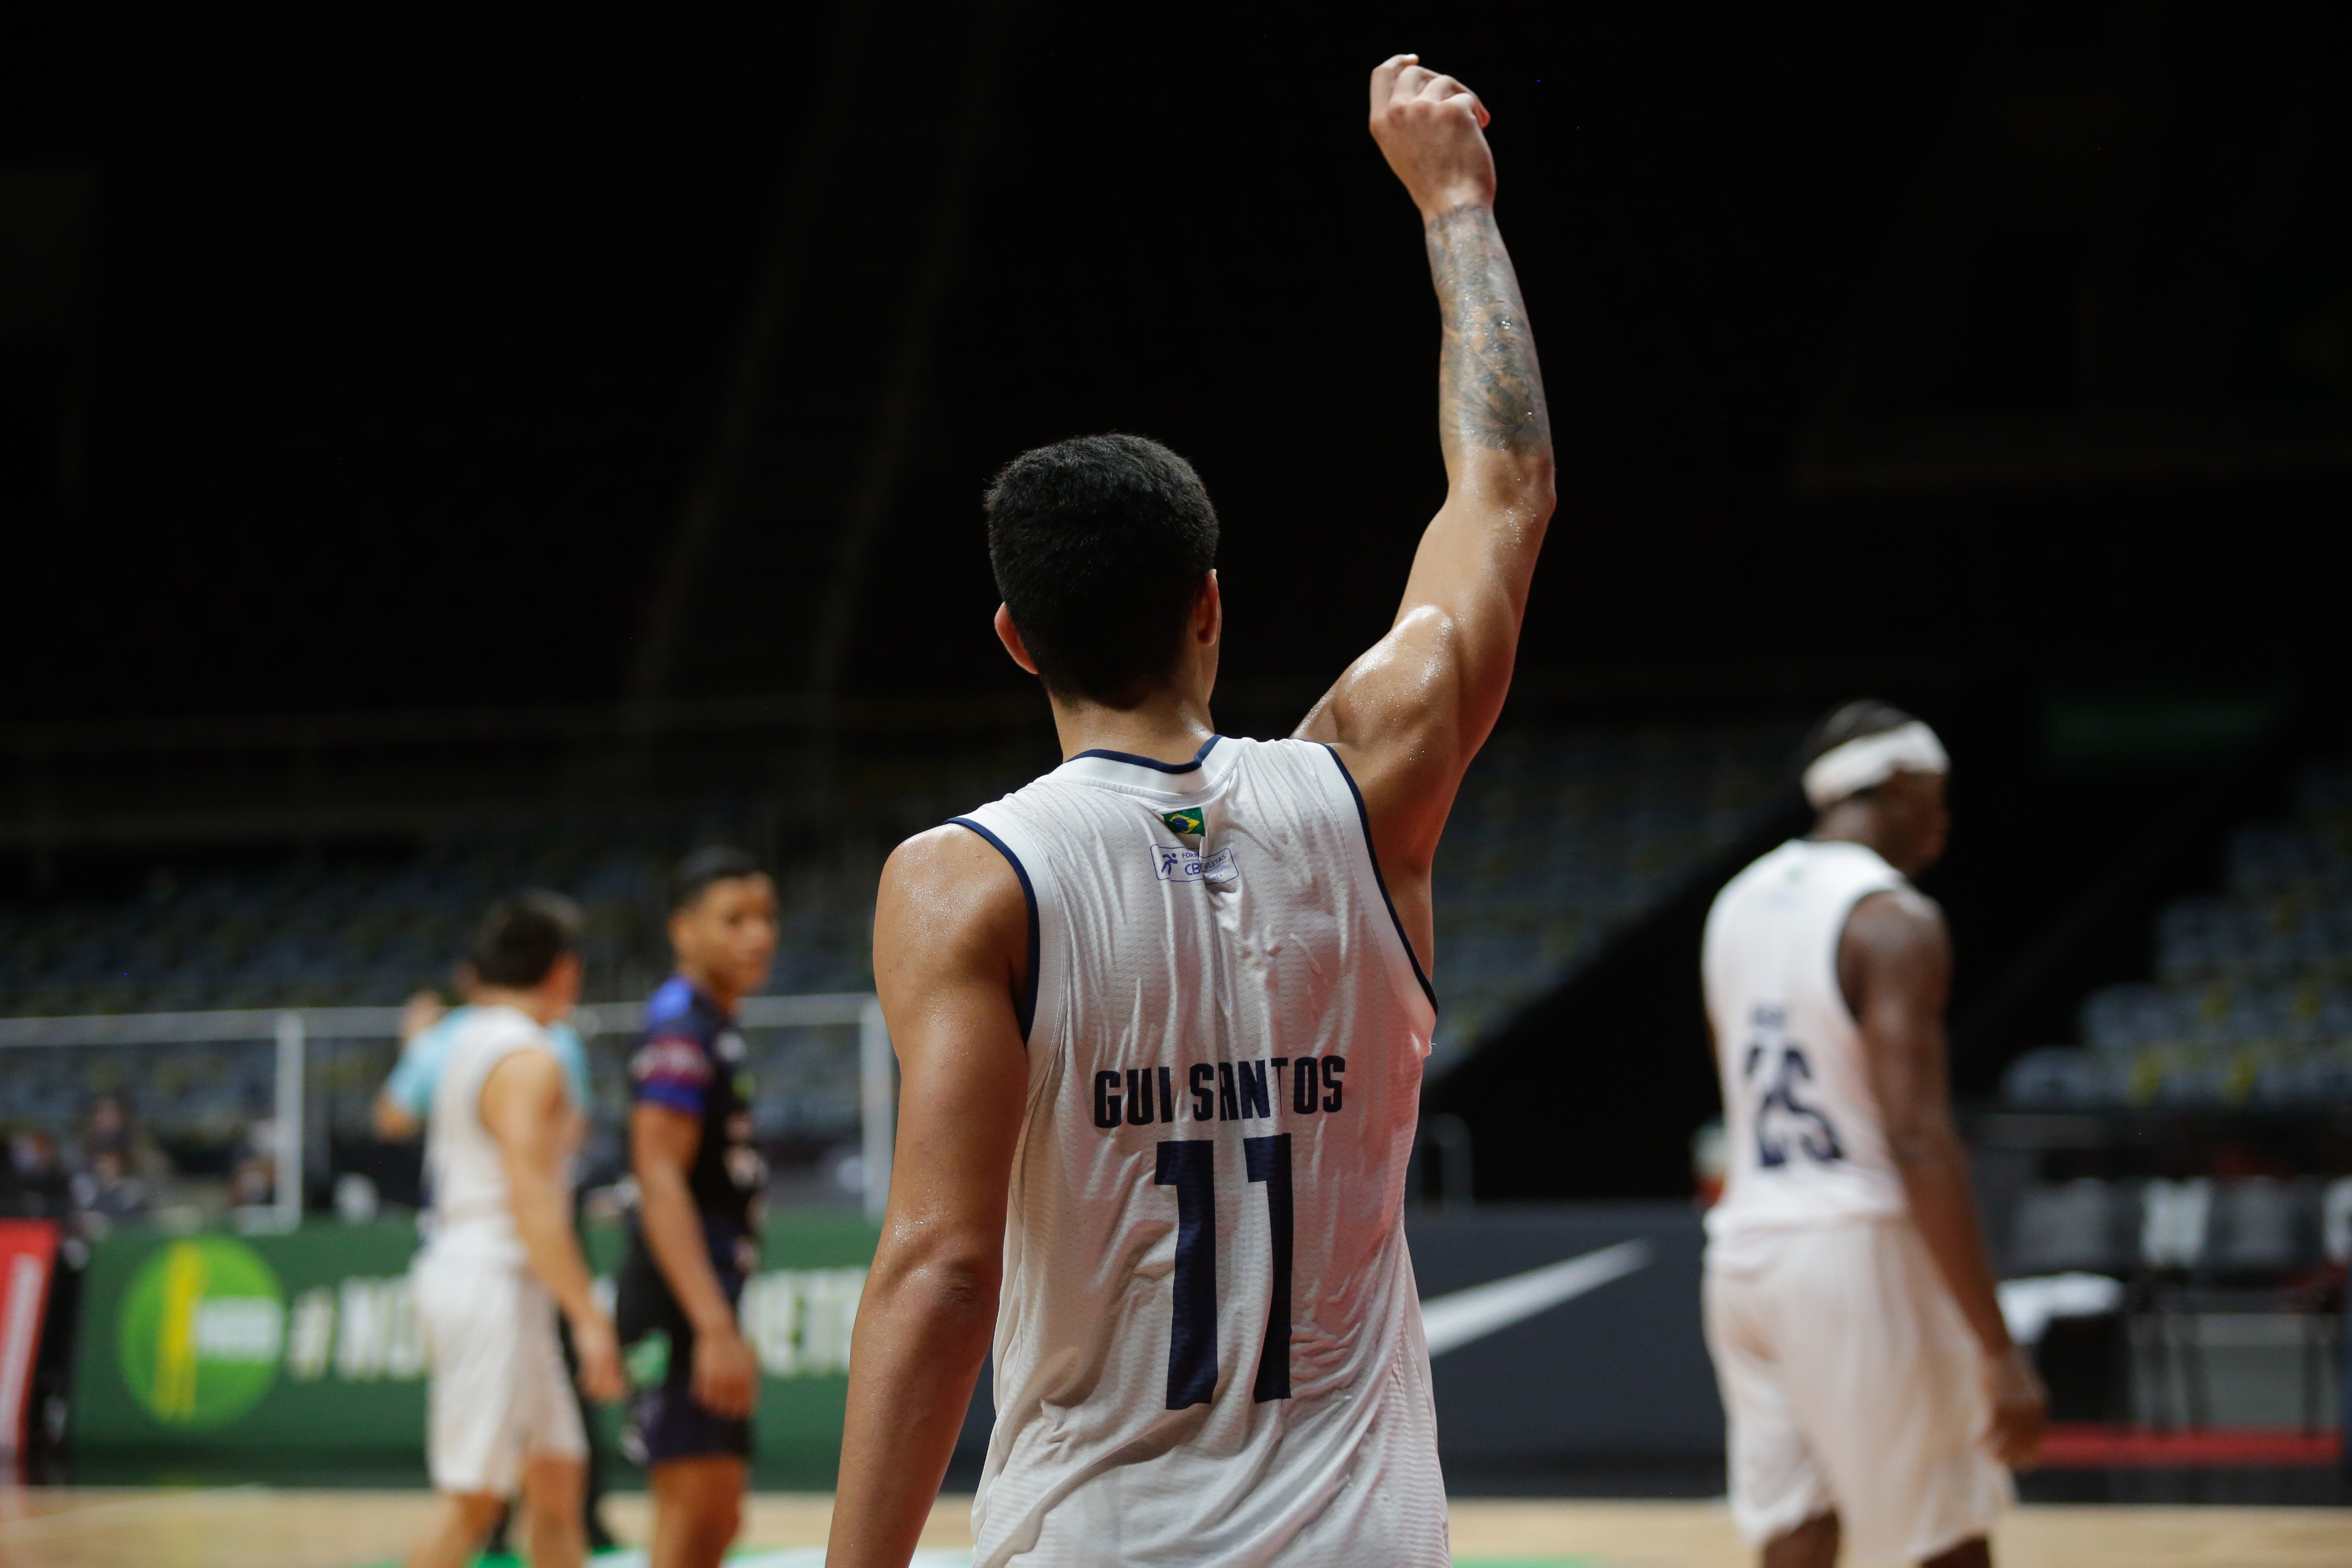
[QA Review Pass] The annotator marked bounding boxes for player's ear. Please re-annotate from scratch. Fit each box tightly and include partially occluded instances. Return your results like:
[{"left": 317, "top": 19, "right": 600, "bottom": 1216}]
[
  {"left": 1193, "top": 571, "right": 1221, "bottom": 646},
  {"left": 994, "top": 603, "right": 1042, "bottom": 676}
]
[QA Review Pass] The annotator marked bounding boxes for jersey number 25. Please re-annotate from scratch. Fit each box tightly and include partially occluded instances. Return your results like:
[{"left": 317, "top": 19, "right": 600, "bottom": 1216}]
[{"left": 1749, "top": 1045, "right": 1845, "bottom": 1168}]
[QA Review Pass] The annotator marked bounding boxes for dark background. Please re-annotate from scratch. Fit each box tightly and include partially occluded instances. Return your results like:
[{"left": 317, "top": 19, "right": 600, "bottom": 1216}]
[
  {"left": 2, "top": 2, "right": 2348, "bottom": 1196},
  {"left": 11, "top": 3, "right": 2340, "bottom": 721}
]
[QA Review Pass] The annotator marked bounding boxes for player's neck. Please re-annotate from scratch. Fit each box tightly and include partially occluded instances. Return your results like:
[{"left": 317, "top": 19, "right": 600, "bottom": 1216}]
[
  {"left": 473, "top": 983, "right": 563, "bottom": 1027},
  {"left": 1046, "top": 687, "right": 1217, "bottom": 769},
  {"left": 1810, "top": 804, "right": 1916, "bottom": 875},
  {"left": 676, "top": 963, "right": 742, "bottom": 1016}
]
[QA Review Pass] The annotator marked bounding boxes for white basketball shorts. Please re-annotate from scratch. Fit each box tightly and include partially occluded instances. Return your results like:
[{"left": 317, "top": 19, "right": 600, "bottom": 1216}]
[
  {"left": 413, "top": 1251, "right": 587, "bottom": 1496},
  {"left": 1702, "top": 1218, "right": 2011, "bottom": 1566}
]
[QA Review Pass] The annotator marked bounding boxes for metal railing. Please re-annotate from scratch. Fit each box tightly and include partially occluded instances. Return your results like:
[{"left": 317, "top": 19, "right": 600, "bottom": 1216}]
[{"left": 0, "top": 991, "right": 894, "bottom": 1226}]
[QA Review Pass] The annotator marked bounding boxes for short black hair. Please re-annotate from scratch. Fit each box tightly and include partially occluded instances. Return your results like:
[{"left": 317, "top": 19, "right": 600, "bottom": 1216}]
[
  {"left": 468, "top": 891, "right": 584, "bottom": 989},
  {"left": 671, "top": 844, "right": 766, "bottom": 914},
  {"left": 1801, "top": 698, "right": 1920, "bottom": 772},
  {"left": 984, "top": 433, "right": 1219, "bottom": 706}
]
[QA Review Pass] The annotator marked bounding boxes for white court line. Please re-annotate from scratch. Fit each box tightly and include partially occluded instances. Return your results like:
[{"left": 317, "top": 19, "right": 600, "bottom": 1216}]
[{"left": 0, "top": 1483, "right": 265, "bottom": 1540}]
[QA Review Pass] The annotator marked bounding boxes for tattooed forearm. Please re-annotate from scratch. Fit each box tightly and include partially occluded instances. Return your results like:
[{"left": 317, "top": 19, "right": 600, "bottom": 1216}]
[{"left": 1426, "top": 202, "right": 1550, "bottom": 459}]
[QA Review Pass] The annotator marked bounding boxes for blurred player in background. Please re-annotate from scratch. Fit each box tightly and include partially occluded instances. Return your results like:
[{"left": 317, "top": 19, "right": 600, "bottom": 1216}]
[
  {"left": 829, "top": 54, "right": 1552, "bottom": 1568},
  {"left": 377, "top": 982, "right": 592, "bottom": 1142},
  {"left": 617, "top": 846, "right": 780, "bottom": 1568},
  {"left": 1700, "top": 702, "right": 2046, "bottom": 1568},
  {"left": 407, "top": 892, "right": 625, "bottom": 1568},
  {"left": 377, "top": 972, "right": 616, "bottom": 1553}
]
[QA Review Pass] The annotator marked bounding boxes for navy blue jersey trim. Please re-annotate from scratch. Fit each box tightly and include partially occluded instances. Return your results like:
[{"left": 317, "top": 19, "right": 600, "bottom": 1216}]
[
  {"left": 949, "top": 817, "right": 1040, "bottom": 1043},
  {"left": 1070, "top": 734, "right": 1223, "bottom": 775},
  {"left": 1316, "top": 745, "right": 1439, "bottom": 1012}
]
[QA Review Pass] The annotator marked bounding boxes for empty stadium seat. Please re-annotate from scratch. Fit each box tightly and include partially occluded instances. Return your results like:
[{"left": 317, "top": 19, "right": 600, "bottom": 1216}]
[
  {"left": 2011, "top": 1178, "right": 2133, "bottom": 1275},
  {"left": 0, "top": 719, "right": 1812, "bottom": 1190},
  {"left": 2013, "top": 751, "right": 2352, "bottom": 1108},
  {"left": 2141, "top": 1178, "right": 2213, "bottom": 1271}
]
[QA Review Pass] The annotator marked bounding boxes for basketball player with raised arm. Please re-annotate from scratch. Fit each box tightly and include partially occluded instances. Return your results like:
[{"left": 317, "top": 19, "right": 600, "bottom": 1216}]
[
  {"left": 406, "top": 893, "right": 625, "bottom": 1568},
  {"left": 828, "top": 55, "right": 1550, "bottom": 1568},
  {"left": 1701, "top": 703, "right": 2047, "bottom": 1568}
]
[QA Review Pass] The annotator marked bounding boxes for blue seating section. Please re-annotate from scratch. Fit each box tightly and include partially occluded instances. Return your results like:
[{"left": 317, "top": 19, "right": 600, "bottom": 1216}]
[
  {"left": 1425, "top": 720, "right": 1801, "bottom": 1074},
  {"left": 2006, "top": 758, "right": 2352, "bottom": 1107},
  {"left": 0, "top": 801, "right": 897, "bottom": 1160},
  {"left": 0, "top": 808, "right": 886, "bottom": 1019},
  {"left": 0, "top": 721, "right": 1803, "bottom": 1162}
]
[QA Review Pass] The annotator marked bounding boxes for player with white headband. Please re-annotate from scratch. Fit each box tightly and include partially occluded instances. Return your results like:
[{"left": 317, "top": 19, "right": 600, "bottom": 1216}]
[
  {"left": 1698, "top": 700, "right": 2044, "bottom": 1568},
  {"left": 1800, "top": 718, "right": 1950, "bottom": 812}
]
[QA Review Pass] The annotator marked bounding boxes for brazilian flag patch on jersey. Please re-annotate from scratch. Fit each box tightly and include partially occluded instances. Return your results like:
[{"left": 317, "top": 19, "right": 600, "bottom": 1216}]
[{"left": 1160, "top": 808, "right": 1204, "bottom": 837}]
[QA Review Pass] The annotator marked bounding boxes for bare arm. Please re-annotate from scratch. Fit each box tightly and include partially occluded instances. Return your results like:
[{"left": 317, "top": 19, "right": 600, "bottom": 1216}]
[
  {"left": 630, "top": 1102, "right": 760, "bottom": 1417},
  {"left": 827, "top": 826, "right": 1030, "bottom": 1568},
  {"left": 481, "top": 1049, "right": 623, "bottom": 1400},
  {"left": 371, "top": 990, "right": 447, "bottom": 1142},
  {"left": 1296, "top": 55, "right": 1556, "bottom": 967},
  {"left": 372, "top": 1096, "right": 420, "bottom": 1142},
  {"left": 1842, "top": 889, "right": 2045, "bottom": 1467}
]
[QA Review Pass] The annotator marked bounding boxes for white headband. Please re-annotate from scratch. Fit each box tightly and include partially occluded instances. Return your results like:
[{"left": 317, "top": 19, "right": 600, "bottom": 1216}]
[{"left": 1803, "top": 720, "right": 1948, "bottom": 809}]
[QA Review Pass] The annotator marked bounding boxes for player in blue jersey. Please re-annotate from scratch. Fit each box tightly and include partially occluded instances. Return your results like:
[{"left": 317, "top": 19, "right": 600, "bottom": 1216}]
[{"left": 616, "top": 845, "right": 780, "bottom": 1568}]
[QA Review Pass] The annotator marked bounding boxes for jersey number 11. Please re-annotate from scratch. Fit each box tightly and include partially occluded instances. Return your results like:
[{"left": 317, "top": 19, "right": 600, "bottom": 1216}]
[{"left": 1155, "top": 1135, "right": 1293, "bottom": 1409}]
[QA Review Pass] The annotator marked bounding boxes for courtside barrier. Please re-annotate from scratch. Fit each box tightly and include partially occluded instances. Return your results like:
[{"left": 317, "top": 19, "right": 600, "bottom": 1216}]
[
  {"left": 69, "top": 1204, "right": 1723, "bottom": 1477},
  {"left": 69, "top": 1212, "right": 880, "bottom": 1474},
  {"left": 0, "top": 1219, "right": 60, "bottom": 1460}
]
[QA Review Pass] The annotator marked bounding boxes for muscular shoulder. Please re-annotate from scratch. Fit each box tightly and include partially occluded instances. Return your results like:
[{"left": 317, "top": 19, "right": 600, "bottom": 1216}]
[
  {"left": 480, "top": 1043, "right": 565, "bottom": 1135},
  {"left": 876, "top": 825, "right": 1030, "bottom": 986},
  {"left": 465, "top": 1008, "right": 551, "bottom": 1064},
  {"left": 1297, "top": 608, "right": 1476, "bottom": 872},
  {"left": 1298, "top": 607, "right": 1468, "bottom": 763},
  {"left": 643, "top": 974, "right": 712, "bottom": 1040},
  {"left": 1838, "top": 886, "right": 1950, "bottom": 1007},
  {"left": 1847, "top": 886, "right": 1946, "bottom": 948},
  {"left": 486, "top": 1041, "right": 562, "bottom": 1090}
]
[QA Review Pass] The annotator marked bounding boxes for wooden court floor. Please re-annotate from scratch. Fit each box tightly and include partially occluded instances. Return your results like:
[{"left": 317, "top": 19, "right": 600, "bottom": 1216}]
[{"left": 1, "top": 1487, "right": 2348, "bottom": 1568}]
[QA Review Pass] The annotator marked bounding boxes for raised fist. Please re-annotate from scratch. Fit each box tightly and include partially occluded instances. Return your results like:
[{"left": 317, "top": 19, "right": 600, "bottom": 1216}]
[{"left": 1368, "top": 55, "right": 1497, "bottom": 219}]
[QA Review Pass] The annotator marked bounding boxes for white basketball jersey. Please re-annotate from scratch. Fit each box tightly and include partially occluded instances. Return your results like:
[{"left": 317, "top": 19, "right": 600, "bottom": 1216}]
[
  {"left": 1702, "top": 839, "right": 1910, "bottom": 1266},
  {"left": 953, "top": 735, "right": 1446, "bottom": 1568},
  {"left": 421, "top": 1004, "right": 563, "bottom": 1268}
]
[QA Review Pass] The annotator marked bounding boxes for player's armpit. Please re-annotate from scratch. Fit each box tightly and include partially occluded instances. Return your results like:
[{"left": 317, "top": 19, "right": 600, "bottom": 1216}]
[
  {"left": 1843, "top": 885, "right": 2037, "bottom": 1435},
  {"left": 869, "top": 823, "right": 1030, "bottom": 1267},
  {"left": 1839, "top": 888, "right": 1954, "bottom": 1150},
  {"left": 628, "top": 1099, "right": 748, "bottom": 1363},
  {"left": 481, "top": 1049, "right": 601, "bottom": 1325},
  {"left": 829, "top": 828, "right": 1028, "bottom": 1568},
  {"left": 629, "top": 1100, "right": 703, "bottom": 1178},
  {"left": 479, "top": 1047, "right": 569, "bottom": 1156}
]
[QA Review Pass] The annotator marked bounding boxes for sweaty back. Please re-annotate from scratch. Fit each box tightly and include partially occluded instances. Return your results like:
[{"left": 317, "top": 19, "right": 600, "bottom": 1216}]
[{"left": 953, "top": 735, "right": 1443, "bottom": 1568}]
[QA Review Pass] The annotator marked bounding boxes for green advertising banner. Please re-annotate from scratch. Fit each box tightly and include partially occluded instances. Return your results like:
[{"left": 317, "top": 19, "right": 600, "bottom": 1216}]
[{"left": 71, "top": 1213, "right": 881, "bottom": 1476}]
